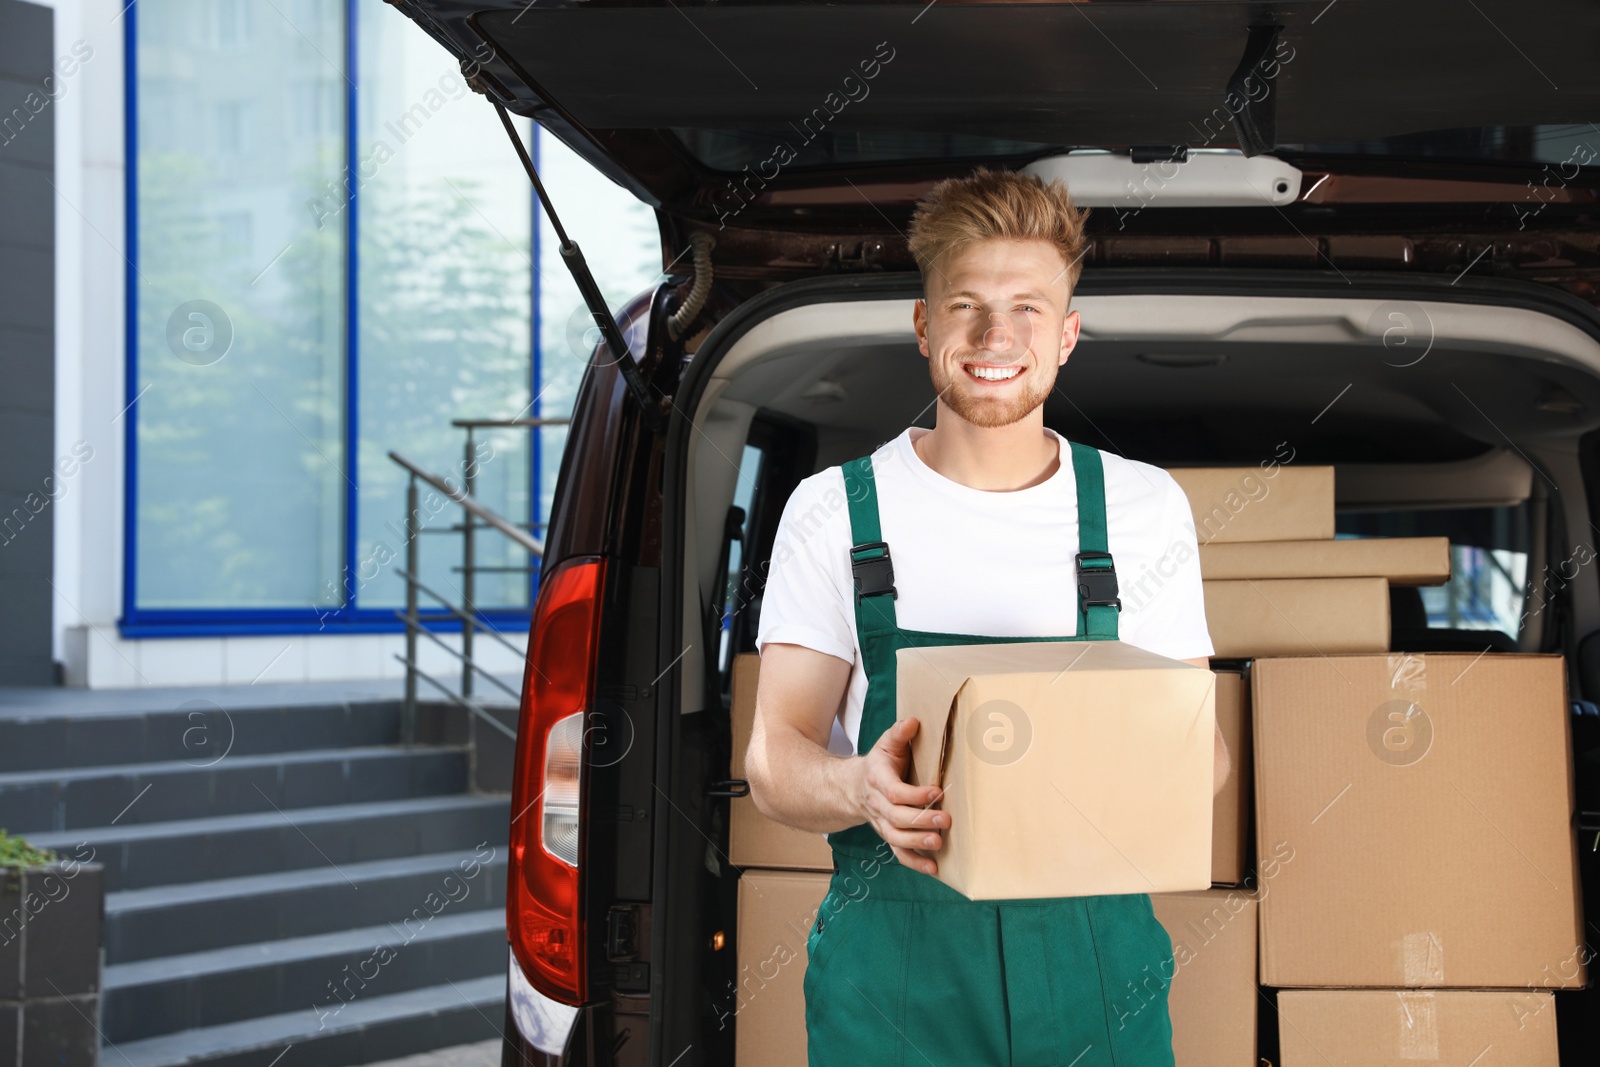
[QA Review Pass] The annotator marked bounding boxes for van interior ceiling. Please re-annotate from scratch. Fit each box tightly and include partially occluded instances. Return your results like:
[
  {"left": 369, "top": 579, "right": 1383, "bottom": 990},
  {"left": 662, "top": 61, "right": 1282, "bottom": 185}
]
[{"left": 678, "top": 290, "right": 1600, "bottom": 716}]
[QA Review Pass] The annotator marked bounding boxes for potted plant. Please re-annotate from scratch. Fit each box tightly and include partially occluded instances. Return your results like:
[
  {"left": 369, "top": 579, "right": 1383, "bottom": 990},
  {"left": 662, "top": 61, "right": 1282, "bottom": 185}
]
[{"left": 1, "top": 830, "right": 103, "bottom": 1066}]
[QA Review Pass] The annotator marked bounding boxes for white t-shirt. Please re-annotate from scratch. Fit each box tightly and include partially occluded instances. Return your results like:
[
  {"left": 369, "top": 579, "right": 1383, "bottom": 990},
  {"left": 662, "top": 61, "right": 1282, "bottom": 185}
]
[{"left": 754, "top": 425, "right": 1215, "bottom": 756}]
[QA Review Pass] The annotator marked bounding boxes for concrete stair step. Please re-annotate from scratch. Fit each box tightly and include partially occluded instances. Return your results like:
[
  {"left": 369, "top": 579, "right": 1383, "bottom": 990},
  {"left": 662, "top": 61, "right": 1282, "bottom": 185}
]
[
  {"left": 107, "top": 973, "right": 505, "bottom": 1067},
  {"left": 27, "top": 794, "right": 510, "bottom": 892},
  {"left": 0, "top": 745, "right": 470, "bottom": 834},
  {"left": 5, "top": 681, "right": 513, "bottom": 1063},
  {"left": 105, "top": 848, "right": 508, "bottom": 964},
  {"left": 0, "top": 700, "right": 408, "bottom": 773},
  {"left": 103, "top": 910, "right": 507, "bottom": 1043}
]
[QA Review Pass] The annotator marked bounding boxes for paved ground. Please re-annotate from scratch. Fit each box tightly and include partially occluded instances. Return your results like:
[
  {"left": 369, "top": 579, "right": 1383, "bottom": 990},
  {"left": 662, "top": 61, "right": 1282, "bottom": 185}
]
[{"left": 366, "top": 1039, "right": 501, "bottom": 1066}]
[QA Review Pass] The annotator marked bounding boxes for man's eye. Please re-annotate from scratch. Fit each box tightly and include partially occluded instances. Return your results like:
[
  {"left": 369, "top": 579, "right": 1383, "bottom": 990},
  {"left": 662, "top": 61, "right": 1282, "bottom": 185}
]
[{"left": 1018, "top": 305, "right": 1039, "bottom": 313}]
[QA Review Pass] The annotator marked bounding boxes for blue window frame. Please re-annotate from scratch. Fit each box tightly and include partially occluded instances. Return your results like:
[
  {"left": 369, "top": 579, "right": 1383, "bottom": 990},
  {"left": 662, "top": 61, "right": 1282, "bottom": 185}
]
[{"left": 121, "top": 0, "right": 547, "bottom": 637}]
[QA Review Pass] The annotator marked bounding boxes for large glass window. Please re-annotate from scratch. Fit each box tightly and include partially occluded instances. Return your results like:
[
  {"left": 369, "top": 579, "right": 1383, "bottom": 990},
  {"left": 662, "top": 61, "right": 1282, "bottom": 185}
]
[
  {"left": 354, "top": 0, "right": 533, "bottom": 612},
  {"left": 134, "top": 0, "right": 346, "bottom": 611},
  {"left": 127, "top": 0, "right": 659, "bottom": 631},
  {"left": 532, "top": 133, "right": 662, "bottom": 528}
]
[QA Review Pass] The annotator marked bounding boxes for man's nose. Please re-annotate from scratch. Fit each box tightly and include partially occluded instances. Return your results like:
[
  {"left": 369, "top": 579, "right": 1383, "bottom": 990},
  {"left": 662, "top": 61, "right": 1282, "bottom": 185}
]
[{"left": 982, "top": 312, "right": 1013, "bottom": 353}]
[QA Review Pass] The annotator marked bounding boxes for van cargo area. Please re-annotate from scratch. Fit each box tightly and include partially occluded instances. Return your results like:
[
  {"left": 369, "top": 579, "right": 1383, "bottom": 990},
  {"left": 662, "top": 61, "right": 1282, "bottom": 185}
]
[{"left": 648, "top": 273, "right": 1600, "bottom": 1066}]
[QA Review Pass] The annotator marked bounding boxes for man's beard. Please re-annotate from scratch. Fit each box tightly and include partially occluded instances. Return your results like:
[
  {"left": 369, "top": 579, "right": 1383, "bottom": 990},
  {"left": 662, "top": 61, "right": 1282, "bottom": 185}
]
[{"left": 930, "top": 359, "right": 1056, "bottom": 428}]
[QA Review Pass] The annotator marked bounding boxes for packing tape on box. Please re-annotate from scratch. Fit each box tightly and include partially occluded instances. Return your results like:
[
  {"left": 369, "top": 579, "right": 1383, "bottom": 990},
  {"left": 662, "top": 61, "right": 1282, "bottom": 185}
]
[
  {"left": 1377, "top": 651, "right": 1434, "bottom": 773},
  {"left": 1385, "top": 652, "right": 1428, "bottom": 713},
  {"left": 1393, "top": 991, "right": 1440, "bottom": 1060},
  {"left": 1402, "top": 931, "right": 1445, "bottom": 985},
  {"left": 1386, "top": 658, "right": 1445, "bottom": 991}
]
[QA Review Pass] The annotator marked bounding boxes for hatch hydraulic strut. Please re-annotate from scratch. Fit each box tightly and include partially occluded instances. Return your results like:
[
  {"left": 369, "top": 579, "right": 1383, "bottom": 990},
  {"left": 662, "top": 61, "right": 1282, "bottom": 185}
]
[{"left": 492, "top": 102, "right": 668, "bottom": 435}]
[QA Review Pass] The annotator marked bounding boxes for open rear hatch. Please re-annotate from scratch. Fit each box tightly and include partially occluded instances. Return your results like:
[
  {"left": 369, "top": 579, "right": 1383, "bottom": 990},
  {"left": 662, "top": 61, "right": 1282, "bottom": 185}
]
[{"left": 400, "top": 0, "right": 1598, "bottom": 242}]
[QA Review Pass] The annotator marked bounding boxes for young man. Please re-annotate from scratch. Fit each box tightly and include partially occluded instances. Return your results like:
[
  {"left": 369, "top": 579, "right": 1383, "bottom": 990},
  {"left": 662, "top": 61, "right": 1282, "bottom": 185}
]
[{"left": 746, "top": 167, "right": 1228, "bottom": 1066}]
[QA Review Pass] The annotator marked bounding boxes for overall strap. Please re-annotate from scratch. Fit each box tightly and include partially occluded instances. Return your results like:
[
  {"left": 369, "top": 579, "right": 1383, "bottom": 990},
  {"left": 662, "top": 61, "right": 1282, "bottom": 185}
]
[
  {"left": 843, "top": 441, "right": 1122, "bottom": 640},
  {"left": 842, "top": 455, "right": 900, "bottom": 639},
  {"left": 1068, "top": 440, "right": 1121, "bottom": 639}
]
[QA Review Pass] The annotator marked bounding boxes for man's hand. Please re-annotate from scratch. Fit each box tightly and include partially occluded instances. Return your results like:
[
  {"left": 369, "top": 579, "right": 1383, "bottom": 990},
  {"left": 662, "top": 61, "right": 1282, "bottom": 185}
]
[
  {"left": 746, "top": 643, "right": 948, "bottom": 875},
  {"left": 853, "top": 717, "right": 947, "bottom": 876}
]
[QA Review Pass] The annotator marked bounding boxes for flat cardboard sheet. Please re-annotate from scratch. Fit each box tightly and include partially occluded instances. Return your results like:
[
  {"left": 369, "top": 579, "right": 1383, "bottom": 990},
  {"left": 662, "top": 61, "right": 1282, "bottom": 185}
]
[
  {"left": 1199, "top": 536, "right": 1450, "bottom": 585},
  {"left": 1276, "top": 989, "right": 1559, "bottom": 1067},
  {"left": 1252, "top": 653, "right": 1585, "bottom": 988},
  {"left": 1202, "top": 577, "right": 1389, "bottom": 657},
  {"left": 1166, "top": 465, "right": 1334, "bottom": 544},
  {"left": 897, "top": 639, "right": 1215, "bottom": 900},
  {"left": 1151, "top": 889, "right": 1259, "bottom": 1067}
]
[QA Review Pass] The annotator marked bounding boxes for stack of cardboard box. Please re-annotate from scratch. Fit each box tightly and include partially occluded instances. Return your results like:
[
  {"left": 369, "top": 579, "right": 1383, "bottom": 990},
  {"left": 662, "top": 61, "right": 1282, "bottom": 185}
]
[
  {"left": 727, "top": 462, "right": 1583, "bottom": 1066},
  {"left": 1146, "top": 665, "right": 1261, "bottom": 1067},
  {"left": 727, "top": 654, "right": 832, "bottom": 1066},
  {"left": 1171, "top": 462, "right": 1583, "bottom": 1066},
  {"left": 1249, "top": 651, "right": 1581, "bottom": 1066},
  {"left": 1166, "top": 464, "right": 1450, "bottom": 656},
  {"left": 728, "top": 652, "right": 1257, "bottom": 1066}
]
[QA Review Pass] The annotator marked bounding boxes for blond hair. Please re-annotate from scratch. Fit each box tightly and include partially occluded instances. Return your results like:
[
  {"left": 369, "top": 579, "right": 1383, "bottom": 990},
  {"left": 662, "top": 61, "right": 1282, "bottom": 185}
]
[{"left": 907, "top": 167, "right": 1091, "bottom": 296}]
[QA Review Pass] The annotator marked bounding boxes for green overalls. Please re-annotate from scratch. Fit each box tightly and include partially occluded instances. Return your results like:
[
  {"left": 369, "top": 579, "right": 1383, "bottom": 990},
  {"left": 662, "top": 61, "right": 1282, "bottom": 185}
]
[{"left": 802, "top": 439, "right": 1178, "bottom": 1067}]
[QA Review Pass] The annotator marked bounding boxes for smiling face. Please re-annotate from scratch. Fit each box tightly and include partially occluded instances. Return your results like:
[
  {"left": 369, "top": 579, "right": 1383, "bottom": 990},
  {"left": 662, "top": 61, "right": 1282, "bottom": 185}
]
[{"left": 913, "top": 237, "right": 1082, "bottom": 429}]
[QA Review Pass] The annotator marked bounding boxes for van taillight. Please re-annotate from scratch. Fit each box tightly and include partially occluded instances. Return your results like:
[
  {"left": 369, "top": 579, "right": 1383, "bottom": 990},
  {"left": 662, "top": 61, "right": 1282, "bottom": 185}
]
[{"left": 510, "top": 556, "right": 604, "bottom": 1005}]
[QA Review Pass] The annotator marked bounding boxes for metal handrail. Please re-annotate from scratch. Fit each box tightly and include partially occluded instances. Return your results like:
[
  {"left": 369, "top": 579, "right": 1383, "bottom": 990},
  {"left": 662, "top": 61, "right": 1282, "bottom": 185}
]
[
  {"left": 395, "top": 567, "right": 528, "bottom": 658},
  {"left": 450, "top": 417, "right": 569, "bottom": 429},
  {"left": 391, "top": 613, "right": 521, "bottom": 703},
  {"left": 388, "top": 450, "right": 545, "bottom": 555},
  {"left": 451, "top": 417, "right": 567, "bottom": 699},
  {"left": 388, "top": 426, "right": 561, "bottom": 743},
  {"left": 395, "top": 656, "right": 519, "bottom": 740}
]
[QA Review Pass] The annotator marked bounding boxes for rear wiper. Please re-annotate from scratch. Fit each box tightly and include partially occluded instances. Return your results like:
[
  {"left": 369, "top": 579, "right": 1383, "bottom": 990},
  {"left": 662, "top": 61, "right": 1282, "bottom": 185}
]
[{"left": 493, "top": 102, "right": 668, "bottom": 435}]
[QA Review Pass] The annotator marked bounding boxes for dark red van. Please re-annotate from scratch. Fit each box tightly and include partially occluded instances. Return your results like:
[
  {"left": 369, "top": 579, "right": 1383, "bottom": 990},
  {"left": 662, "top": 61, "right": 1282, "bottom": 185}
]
[{"left": 390, "top": 3, "right": 1600, "bottom": 1064}]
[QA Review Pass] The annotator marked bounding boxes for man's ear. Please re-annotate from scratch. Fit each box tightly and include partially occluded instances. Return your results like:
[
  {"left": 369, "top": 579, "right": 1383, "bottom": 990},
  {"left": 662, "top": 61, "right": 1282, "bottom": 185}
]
[
  {"left": 914, "top": 298, "right": 930, "bottom": 357},
  {"left": 1059, "top": 307, "right": 1081, "bottom": 366}
]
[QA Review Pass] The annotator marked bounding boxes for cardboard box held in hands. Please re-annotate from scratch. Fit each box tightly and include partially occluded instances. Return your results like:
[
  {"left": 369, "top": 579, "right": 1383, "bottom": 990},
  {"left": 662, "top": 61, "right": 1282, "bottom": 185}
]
[{"left": 896, "top": 640, "right": 1216, "bottom": 901}]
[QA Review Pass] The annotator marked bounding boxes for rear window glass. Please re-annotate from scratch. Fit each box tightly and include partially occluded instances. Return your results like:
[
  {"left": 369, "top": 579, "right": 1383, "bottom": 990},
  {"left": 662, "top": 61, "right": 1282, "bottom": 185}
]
[
  {"left": 1280, "top": 123, "right": 1596, "bottom": 168},
  {"left": 1337, "top": 502, "right": 1532, "bottom": 641}
]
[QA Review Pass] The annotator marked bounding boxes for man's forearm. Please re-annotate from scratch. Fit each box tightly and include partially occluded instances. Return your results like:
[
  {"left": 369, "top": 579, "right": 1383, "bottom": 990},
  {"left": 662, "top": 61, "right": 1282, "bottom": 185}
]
[{"left": 748, "top": 724, "right": 866, "bottom": 834}]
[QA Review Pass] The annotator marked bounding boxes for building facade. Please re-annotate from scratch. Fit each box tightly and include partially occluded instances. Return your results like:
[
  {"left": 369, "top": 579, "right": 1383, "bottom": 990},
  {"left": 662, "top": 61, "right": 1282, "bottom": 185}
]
[{"left": 4, "top": 0, "right": 659, "bottom": 687}]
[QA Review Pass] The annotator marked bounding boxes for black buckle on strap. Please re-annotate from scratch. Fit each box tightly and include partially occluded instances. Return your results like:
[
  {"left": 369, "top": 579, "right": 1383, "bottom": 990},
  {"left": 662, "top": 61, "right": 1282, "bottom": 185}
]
[
  {"left": 1075, "top": 550, "right": 1121, "bottom": 610},
  {"left": 850, "top": 541, "right": 898, "bottom": 602}
]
